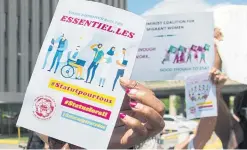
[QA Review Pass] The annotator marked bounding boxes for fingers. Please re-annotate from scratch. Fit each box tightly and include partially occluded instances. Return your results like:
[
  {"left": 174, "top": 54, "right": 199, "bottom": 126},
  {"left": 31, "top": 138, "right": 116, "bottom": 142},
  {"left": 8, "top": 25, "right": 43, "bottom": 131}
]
[
  {"left": 120, "top": 77, "right": 154, "bottom": 95},
  {"left": 126, "top": 88, "right": 165, "bottom": 115},
  {"left": 210, "top": 68, "right": 227, "bottom": 85},
  {"left": 120, "top": 78, "right": 165, "bottom": 115},
  {"left": 119, "top": 113, "right": 148, "bottom": 136},
  {"left": 115, "top": 110, "right": 135, "bottom": 127},
  {"left": 129, "top": 101, "right": 165, "bottom": 129},
  {"left": 120, "top": 129, "right": 140, "bottom": 145}
]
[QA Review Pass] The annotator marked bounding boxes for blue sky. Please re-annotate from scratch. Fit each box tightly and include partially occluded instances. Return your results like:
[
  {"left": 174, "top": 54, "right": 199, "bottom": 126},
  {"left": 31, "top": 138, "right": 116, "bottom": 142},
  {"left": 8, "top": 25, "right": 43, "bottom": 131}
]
[{"left": 128, "top": 0, "right": 247, "bottom": 15}]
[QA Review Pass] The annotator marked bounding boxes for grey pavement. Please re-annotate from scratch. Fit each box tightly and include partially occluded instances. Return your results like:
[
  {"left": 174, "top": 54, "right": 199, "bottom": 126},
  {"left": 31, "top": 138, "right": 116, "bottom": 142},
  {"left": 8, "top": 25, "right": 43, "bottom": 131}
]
[{"left": 0, "top": 144, "right": 22, "bottom": 149}]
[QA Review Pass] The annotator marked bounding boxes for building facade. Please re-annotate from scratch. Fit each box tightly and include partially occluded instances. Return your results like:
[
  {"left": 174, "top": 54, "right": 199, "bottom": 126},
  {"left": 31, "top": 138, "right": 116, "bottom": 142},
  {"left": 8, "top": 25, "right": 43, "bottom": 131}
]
[{"left": 0, "top": 0, "right": 127, "bottom": 135}]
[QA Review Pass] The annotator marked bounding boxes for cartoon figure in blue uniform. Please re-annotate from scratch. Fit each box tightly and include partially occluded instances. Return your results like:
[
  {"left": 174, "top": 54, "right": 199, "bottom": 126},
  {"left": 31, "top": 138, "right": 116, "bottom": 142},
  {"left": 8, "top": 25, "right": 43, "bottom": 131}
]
[
  {"left": 48, "top": 34, "right": 68, "bottom": 73},
  {"left": 42, "top": 39, "right": 55, "bottom": 69}
]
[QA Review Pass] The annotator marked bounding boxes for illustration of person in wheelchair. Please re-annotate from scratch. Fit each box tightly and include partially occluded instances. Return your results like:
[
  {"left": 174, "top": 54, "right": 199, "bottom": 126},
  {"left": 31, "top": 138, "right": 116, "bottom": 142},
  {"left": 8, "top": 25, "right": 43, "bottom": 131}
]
[{"left": 61, "top": 46, "right": 86, "bottom": 80}]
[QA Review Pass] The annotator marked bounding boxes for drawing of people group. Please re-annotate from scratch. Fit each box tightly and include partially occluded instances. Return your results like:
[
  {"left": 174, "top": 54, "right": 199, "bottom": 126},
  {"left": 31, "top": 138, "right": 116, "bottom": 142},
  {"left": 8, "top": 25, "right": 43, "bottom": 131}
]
[
  {"left": 42, "top": 33, "right": 128, "bottom": 91},
  {"left": 188, "top": 82, "right": 210, "bottom": 102},
  {"left": 162, "top": 44, "right": 210, "bottom": 64}
]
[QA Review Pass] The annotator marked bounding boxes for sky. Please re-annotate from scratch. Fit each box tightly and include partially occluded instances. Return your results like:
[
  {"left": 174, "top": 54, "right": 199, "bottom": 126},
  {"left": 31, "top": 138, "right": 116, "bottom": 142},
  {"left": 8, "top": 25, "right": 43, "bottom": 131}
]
[{"left": 128, "top": 0, "right": 247, "bottom": 15}]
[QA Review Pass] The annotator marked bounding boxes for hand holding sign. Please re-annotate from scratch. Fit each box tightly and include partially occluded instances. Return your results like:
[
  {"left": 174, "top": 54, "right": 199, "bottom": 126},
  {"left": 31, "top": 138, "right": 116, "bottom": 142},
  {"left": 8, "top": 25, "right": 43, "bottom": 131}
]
[{"left": 108, "top": 78, "right": 165, "bottom": 148}]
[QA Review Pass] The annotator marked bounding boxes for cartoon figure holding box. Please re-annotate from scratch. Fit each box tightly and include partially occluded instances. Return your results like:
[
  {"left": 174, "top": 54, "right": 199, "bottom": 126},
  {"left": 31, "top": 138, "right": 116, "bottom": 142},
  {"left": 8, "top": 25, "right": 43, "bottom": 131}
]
[
  {"left": 112, "top": 48, "right": 128, "bottom": 91},
  {"left": 85, "top": 44, "right": 104, "bottom": 84}
]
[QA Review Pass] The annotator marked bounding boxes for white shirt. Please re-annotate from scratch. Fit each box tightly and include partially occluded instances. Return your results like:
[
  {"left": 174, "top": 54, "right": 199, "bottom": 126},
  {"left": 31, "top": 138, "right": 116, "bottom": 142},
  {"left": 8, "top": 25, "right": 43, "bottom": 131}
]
[{"left": 117, "top": 53, "right": 127, "bottom": 70}]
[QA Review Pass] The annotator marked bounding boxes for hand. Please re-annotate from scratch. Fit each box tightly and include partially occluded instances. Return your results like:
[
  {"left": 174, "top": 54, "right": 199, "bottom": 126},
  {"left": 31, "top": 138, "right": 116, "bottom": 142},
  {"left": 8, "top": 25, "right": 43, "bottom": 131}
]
[
  {"left": 108, "top": 78, "right": 165, "bottom": 149},
  {"left": 45, "top": 78, "right": 165, "bottom": 149},
  {"left": 210, "top": 68, "right": 227, "bottom": 89}
]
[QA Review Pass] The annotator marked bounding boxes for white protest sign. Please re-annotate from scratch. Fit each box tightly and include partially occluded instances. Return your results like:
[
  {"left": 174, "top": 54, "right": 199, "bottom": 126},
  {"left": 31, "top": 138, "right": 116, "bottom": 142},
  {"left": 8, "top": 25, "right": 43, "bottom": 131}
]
[
  {"left": 214, "top": 5, "right": 247, "bottom": 84},
  {"left": 185, "top": 72, "right": 217, "bottom": 120},
  {"left": 131, "top": 12, "right": 214, "bottom": 81},
  {"left": 16, "top": 0, "right": 146, "bottom": 149}
]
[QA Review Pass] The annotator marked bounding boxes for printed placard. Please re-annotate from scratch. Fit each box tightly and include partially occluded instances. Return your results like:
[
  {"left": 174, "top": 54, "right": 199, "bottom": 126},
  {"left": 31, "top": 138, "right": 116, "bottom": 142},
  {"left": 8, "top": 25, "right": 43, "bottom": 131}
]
[
  {"left": 132, "top": 12, "right": 214, "bottom": 81},
  {"left": 214, "top": 7, "right": 247, "bottom": 84},
  {"left": 185, "top": 72, "right": 217, "bottom": 120},
  {"left": 16, "top": 0, "right": 146, "bottom": 149}
]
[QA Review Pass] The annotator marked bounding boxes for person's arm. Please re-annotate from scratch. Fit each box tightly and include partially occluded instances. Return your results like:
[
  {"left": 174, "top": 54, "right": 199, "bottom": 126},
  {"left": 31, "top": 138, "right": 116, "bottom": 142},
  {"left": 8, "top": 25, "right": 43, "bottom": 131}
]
[
  {"left": 192, "top": 46, "right": 223, "bottom": 149},
  {"left": 214, "top": 43, "right": 222, "bottom": 70},
  {"left": 193, "top": 90, "right": 222, "bottom": 149},
  {"left": 116, "top": 60, "right": 125, "bottom": 67},
  {"left": 175, "top": 89, "right": 223, "bottom": 150}
]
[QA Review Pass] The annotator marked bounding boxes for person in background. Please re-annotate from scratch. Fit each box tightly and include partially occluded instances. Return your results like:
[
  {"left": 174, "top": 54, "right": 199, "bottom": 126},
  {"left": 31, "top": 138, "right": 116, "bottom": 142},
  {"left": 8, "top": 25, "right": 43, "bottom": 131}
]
[
  {"left": 112, "top": 48, "right": 128, "bottom": 91},
  {"left": 42, "top": 38, "right": 54, "bottom": 69},
  {"left": 85, "top": 43, "right": 104, "bottom": 84},
  {"left": 48, "top": 34, "right": 68, "bottom": 73},
  {"left": 98, "top": 46, "right": 116, "bottom": 87},
  {"left": 233, "top": 89, "right": 247, "bottom": 149},
  {"left": 26, "top": 132, "right": 45, "bottom": 149},
  {"left": 175, "top": 28, "right": 244, "bottom": 149}
]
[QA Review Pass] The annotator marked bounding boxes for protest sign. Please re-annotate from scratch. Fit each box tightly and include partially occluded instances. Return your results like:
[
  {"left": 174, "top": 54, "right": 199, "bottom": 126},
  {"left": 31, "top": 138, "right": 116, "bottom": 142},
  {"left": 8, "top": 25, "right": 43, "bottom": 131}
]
[
  {"left": 185, "top": 72, "right": 217, "bottom": 120},
  {"left": 132, "top": 12, "right": 214, "bottom": 81},
  {"left": 16, "top": 0, "right": 146, "bottom": 149},
  {"left": 214, "top": 6, "right": 247, "bottom": 84}
]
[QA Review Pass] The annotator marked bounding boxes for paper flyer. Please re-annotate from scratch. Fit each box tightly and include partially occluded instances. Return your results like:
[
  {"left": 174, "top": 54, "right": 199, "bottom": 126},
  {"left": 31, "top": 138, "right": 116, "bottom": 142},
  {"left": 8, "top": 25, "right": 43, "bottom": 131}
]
[
  {"left": 16, "top": 0, "right": 146, "bottom": 149},
  {"left": 214, "top": 6, "right": 247, "bottom": 84},
  {"left": 132, "top": 12, "right": 214, "bottom": 81},
  {"left": 185, "top": 72, "right": 217, "bottom": 120}
]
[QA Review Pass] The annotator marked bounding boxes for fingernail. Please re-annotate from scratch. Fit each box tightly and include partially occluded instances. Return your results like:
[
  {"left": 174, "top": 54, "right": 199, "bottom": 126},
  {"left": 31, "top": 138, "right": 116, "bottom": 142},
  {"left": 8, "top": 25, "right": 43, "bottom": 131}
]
[
  {"left": 128, "top": 89, "right": 138, "bottom": 95},
  {"left": 129, "top": 101, "right": 137, "bottom": 108},
  {"left": 120, "top": 77, "right": 129, "bottom": 84},
  {"left": 126, "top": 88, "right": 131, "bottom": 94},
  {"left": 119, "top": 113, "right": 126, "bottom": 119}
]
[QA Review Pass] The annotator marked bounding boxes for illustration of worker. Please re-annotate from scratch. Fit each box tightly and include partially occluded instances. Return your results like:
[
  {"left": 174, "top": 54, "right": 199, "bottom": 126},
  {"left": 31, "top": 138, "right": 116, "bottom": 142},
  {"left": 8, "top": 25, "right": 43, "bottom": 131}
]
[
  {"left": 85, "top": 43, "right": 104, "bottom": 84},
  {"left": 173, "top": 48, "right": 180, "bottom": 64},
  {"left": 178, "top": 46, "right": 186, "bottom": 63},
  {"left": 48, "top": 34, "right": 68, "bottom": 73},
  {"left": 162, "top": 45, "right": 176, "bottom": 64},
  {"left": 98, "top": 47, "right": 116, "bottom": 87},
  {"left": 161, "top": 50, "right": 170, "bottom": 64},
  {"left": 186, "top": 49, "right": 192, "bottom": 63},
  {"left": 42, "top": 38, "right": 55, "bottom": 69},
  {"left": 68, "top": 46, "right": 85, "bottom": 80},
  {"left": 112, "top": 48, "right": 128, "bottom": 91},
  {"left": 194, "top": 50, "right": 198, "bottom": 62}
]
